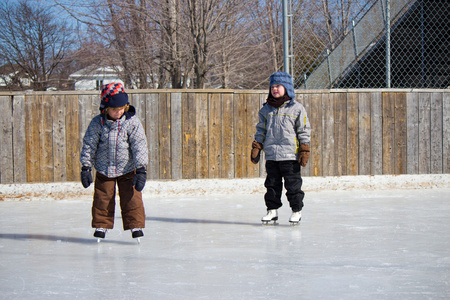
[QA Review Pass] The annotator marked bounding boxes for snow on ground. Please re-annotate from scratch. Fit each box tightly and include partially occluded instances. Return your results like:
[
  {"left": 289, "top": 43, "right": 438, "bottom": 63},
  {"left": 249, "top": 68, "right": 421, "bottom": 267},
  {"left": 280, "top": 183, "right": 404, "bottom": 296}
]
[{"left": 1, "top": 174, "right": 449, "bottom": 201}]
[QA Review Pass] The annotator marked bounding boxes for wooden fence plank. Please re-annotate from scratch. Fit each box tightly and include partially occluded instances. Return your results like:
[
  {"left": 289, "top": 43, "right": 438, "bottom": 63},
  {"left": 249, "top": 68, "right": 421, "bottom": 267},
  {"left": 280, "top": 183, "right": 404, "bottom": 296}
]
[
  {"left": 52, "top": 94, "right": 67, "bottom": 182},
  {"left": 130, "top": 93, "right": 145, "bottom": 122},
  {"left": 394, "top": 93, "right": 407, "bottom": 174},
  {"left": 196, "top": 93, "right": 208, "bottom": 178},
  {"left": 208, "top": 93, "right": 222, "bottom": 178},
  {"left": 299, "top": 94, "right": 311, "bottom": 177},
  {"left": 65, "top": 95, "right": 80, "bottom": 181},
  {"left": 130, "top": 93, "right": 154, "bottom": 176},
  {"left": 382, "top": 92, "right": 395, "bottom": 174},
  {"left": 12, "top": 95, "right": 27, "bottom": 183},
  {"left": 25, "top": 94, "right": 41, "bottom": 182},
  {"left": 418, "top": 93, "right": 431, "bottom": 174},
  {"left": 443, "top": 93, "right": 450, "bottom": 173},
  {"left": 171, "top": 93, "right": 183, "bottom": 179},
  {"left": 0, "top": 96, "right": 13, "bottom": 183},
  {"left": 309, "top": 93, "right": 323, "bottom": 176},
  {"left": 334, "top": 92, "right": 347, "bottom": 176},
  {"left": 24, "top": 95, "right": 32, "bottom": 182},
  {"left": 322, "top": 93, "right": 335, "bottom": 176},
  {"left": 221, "top": 93, "right": 235, "bottom": 178},
  {"left": 159, "top": 93, "right": 171, "bottom": 179},
  {"left": 82, "top": 95, "right": 98, "bottom": 184},
  {"left": 146, "top": 93, "right": 160, "bottom": 179},
  {"left": 430, "top": 92, "right": 443, "bottom": 173},
  {"left": 41, "top": 94, "right": 54, "bottom": 182},
  {"left": 182, "top": 93, "right": 196, "bottom": 179},
  {"left": 78, "top": 95, "right": 93, "bottom": 157},
  {"left": 347, "top": 93, "right": 359, "bottom": 175},
  {"left": 234, "top": 93, "right": 247, "bottom": 178},
  {"left": 130, "top": 92, "right": 147, "bottom": 179},
  {"left": 370, "top": 92, "right": 383, "bottom": 175},
  {"left": 406, "top": 92, "right": 419, "bottom": 174},
  {"left": 246, "top": 93, "right": 260, "bottom": 178},
  {"left": 358, "top": 93, "right": 371, "bottom": 175},
  {"left": 84, "top": 94, "right": 99, "bottom": 179}
]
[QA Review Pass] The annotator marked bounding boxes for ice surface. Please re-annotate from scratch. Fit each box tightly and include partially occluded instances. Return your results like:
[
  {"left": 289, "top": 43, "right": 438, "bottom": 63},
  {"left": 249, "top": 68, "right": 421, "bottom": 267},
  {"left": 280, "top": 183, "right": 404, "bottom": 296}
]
[{"left": 1, "top": 176, "right": 450, "bottom": 299}]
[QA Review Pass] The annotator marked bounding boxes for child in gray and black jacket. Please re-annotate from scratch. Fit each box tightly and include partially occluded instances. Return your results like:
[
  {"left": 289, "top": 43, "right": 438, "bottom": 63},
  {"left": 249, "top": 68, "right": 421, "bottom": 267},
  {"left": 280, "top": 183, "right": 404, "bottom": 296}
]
[
  {"left": 251, "top": 71, "right": 311, "bottom": 225},
  {"left": 80, "top": 82, "right": 148, "bottom": 240}
]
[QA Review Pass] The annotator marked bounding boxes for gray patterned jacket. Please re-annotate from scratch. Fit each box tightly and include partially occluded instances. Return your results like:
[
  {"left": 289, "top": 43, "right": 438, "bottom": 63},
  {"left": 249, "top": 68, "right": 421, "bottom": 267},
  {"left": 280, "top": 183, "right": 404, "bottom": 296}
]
[
  {"left": 80, "top": 106, "right": 148, "bottom": 178},
  {"left": 254, "top": 99, "right": 311, "bottom": 161}
]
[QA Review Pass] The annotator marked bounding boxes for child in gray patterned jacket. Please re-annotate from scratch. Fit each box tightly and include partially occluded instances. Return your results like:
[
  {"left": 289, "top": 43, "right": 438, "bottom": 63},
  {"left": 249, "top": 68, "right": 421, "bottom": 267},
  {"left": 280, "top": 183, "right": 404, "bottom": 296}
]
[
  {"left": 251, "top": 71, "right": 311, "bottom": 225},
  {"left": 80, "top": 82, "right": 148, "bottom": 240}
]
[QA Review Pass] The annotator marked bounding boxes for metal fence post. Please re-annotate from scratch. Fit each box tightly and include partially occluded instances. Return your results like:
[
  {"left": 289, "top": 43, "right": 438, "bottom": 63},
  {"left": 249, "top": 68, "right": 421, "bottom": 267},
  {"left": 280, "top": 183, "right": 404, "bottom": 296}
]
[
  {"left": 351, "top": 20, "right": 361, "bottom": 88},
  {"left": 326, "top": 49, "right": 332, "bottom": 87},
  {"left": 386, "top": 0, "right": 391, "bottom": 88},
  {"left": 283, "top": 0, "right": 290, "bottom": 74}
]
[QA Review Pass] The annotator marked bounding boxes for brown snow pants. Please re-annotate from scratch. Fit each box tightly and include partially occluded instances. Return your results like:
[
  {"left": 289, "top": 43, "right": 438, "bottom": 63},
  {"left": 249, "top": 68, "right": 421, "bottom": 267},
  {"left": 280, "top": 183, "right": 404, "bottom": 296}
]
[{"left": 91, "top": 171, "right": 145, "bottom": 231}]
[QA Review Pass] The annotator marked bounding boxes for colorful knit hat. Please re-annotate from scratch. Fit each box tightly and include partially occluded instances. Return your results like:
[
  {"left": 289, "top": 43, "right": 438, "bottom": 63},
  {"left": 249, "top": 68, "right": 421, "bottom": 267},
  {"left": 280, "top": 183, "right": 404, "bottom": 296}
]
[
  {"left": 269, "top": 71, "right": 295, "bottom": 99},
  {"left": 100, "top": 82, "right": 129, "bottom": 113}
]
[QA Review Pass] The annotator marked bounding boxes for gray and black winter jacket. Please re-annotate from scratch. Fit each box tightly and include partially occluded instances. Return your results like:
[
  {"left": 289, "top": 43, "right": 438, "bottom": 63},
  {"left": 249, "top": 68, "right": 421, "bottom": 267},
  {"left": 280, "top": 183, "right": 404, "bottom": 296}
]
[
  {"left": 255, "top": 99, "right": 311, "bottom": 161},
  {"left": 254, "top": 71, "right": 311, "bottom": 162},
  {"left": 80, "top": 106, "right": 148, "bottom": 178}
]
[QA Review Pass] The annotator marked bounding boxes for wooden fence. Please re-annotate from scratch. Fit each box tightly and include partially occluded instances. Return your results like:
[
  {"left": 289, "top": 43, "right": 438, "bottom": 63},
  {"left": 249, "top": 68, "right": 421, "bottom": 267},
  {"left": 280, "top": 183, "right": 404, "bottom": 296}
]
[{"left": 0, "top": 89, "right": 449, "bottom": 184}]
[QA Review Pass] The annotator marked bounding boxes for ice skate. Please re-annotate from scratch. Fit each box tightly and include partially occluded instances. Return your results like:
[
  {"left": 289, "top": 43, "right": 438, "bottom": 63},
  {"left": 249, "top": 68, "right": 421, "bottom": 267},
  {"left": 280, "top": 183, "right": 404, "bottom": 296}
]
[
  {"left": 289, "top": 211, "right": 302, "bottom": 225},
  {"left": 93, "top": 228, "right": 107, "bottom": 242},
  {"left": 131, "top": 228, "right": 144, "bottom": 244},
  {"left": 261, "top": 209, "right": 278, "bottom": 225}
]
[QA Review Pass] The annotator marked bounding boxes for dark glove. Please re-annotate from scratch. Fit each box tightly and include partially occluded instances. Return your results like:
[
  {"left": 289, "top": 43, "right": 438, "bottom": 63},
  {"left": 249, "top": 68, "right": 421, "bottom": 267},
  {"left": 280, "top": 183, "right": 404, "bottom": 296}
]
[
  {"left": 132, "top": 167, "right": 147, "bottom": 192},
  {"left": 298, "top": 144, "right": 310, "bottom": 167},
  {"left": 81, "top": 166, "right": 93, "bottom": 188},
  {"left": 251, "top": 141, "right": 263, "bottom": 164}
]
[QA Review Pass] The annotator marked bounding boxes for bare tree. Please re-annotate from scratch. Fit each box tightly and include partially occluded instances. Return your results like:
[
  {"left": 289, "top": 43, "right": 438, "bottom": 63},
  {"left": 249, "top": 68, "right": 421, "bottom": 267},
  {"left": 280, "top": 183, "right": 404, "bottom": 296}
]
[
  {"left": 49, "top": 0, "right": 370, "bottom": 90},
  {"left": 180, "top": 0, "right": 249, "bottom": 88},
  {"left": 0, "top": 0, "right": 74, "bottom": 90},
  {"left": 166, "top": 0, "right": 183, "bottom": 88},
  {"left": 206, "top": 1, "right": 272, "bottom": 89},
  {"left": 104, "top": 0, "right": 134, "bottom": 87},
  {"left": 147, "top": 0, "right": 190, "bottom": 88}
]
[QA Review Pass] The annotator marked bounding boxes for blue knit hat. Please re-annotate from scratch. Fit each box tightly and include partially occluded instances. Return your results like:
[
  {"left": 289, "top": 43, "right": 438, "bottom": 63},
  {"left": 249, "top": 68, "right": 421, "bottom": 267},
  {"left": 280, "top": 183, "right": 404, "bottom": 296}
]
[{"left": 269, "top": 71, "right": 295, "bottom": 99}]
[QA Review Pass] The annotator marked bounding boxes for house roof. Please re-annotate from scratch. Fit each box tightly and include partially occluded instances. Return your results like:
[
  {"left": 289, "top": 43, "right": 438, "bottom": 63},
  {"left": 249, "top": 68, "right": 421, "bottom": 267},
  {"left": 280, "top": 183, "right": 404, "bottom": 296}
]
[
  {"left": 0, "top": 64, "right": 27, "bottom": 77},
  {"left": 69, "top": 65, "right": 122, "bottom": 80}
]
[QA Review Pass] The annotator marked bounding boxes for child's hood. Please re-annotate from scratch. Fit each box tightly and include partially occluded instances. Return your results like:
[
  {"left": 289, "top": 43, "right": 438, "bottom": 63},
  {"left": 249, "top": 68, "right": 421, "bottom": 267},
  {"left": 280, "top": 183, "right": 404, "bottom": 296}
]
[
  {"left": 124, "top": 105, "right": 136, "bottom": 119},
  {"left": 269, "top": 71, "right": 295, "bottom": 100}
]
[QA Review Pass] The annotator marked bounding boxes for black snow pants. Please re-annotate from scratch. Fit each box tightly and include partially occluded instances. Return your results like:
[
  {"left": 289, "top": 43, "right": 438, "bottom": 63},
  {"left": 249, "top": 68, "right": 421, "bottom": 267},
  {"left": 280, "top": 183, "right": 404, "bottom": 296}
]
[{"left": 264, "top": 160, "right": 304, "bottom": 212}]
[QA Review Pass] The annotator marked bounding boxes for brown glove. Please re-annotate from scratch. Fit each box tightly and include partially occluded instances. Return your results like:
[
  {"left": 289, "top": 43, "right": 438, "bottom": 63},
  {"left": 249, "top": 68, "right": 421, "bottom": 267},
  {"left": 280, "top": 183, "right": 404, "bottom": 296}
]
[
  {"left": 298, "top": 144, "right": 310, "bottom": 167},
  {"left": 251, "top": 141, "right": 263, "bottom": 164}
]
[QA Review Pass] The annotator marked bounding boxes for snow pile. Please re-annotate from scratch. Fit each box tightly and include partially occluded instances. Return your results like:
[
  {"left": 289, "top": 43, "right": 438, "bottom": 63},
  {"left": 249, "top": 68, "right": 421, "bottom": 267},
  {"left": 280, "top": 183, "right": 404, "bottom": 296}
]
[{"left": 1, "top": 174, "right": 449, "bottom": 201}]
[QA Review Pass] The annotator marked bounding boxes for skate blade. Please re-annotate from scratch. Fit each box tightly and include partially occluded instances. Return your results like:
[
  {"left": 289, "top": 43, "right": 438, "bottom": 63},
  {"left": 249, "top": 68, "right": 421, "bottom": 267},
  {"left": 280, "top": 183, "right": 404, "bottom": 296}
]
[
  {"left": 289, "top": 221, "right": 300, "bottom": 226},
  {"left": 136, "top": 238, "right": 141, "bottom": 244},
  {"left": 262, "top": 220, "right": 278, "bottom": 226}
]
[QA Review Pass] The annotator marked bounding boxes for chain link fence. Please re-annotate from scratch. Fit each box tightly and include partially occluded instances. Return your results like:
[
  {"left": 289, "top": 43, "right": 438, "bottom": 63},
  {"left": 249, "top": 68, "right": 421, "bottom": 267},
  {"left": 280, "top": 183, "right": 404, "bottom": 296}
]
[{"left": 289, "top": 0, "right": 449, "bottom": 89}]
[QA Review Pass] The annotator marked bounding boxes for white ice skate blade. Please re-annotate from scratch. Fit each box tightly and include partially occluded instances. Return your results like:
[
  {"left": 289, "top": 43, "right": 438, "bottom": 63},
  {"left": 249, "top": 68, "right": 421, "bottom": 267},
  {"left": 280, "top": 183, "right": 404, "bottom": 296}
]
[
  {"left": 289, "top": 222, "right": 300, "bottom": 226},
  {"left": 136, "top": 238, "right": 141, "bottom": 244},
  {"left": 262, "top": 221, "right": 278, "bottom": 226}
]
